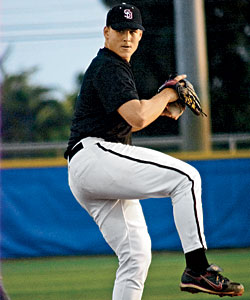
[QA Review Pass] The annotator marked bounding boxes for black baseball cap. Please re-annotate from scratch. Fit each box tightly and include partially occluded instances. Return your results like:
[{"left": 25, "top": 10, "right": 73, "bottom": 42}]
[{"left": 106, "top": 3, "right": 145, "bottom": 31}]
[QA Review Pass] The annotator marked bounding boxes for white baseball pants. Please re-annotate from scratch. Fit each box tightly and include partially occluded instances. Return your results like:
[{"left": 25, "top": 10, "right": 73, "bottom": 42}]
[{"left": 68, "top": 137, "right": 207, "bottom": 300}]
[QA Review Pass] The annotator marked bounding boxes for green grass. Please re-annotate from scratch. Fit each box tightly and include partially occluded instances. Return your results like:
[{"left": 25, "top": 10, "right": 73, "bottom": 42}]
[{"left": 3, "top": 249, "right": 250, "bottom": 300}]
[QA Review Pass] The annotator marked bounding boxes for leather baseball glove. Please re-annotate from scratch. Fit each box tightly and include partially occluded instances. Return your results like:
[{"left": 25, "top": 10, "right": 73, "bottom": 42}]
[{"left": 158, "top": 76, "right": 207, "bottom": 117}]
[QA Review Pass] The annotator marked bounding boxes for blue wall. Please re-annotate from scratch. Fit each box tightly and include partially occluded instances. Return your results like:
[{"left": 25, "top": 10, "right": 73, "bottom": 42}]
[{"left": 1, "top": 158, "right": 250, "bottom": 258}]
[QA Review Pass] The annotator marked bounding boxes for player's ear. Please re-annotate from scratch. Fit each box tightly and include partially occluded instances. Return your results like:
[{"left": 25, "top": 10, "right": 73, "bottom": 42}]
[{"left": 103, "top": 26, "right": 110, "bottom": 39}]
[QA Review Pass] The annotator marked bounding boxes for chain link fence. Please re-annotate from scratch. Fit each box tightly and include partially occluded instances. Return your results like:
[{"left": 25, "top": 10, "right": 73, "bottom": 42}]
[{"left": 1, "top": 133, "right": 250, "bottom": 160}]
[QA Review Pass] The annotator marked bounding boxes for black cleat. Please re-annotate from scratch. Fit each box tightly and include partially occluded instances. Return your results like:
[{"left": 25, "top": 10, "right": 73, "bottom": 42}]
[{"left": 180, "top": 264, "right": 244, "bottom": 297}]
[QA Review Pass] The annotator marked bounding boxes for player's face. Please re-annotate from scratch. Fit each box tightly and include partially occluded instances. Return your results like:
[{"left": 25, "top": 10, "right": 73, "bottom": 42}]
[{"left": 104, "top": 27, "right": 143, "bottom": 62}]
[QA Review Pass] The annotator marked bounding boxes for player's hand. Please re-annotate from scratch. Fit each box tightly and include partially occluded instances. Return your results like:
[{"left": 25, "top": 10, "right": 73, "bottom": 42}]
[
  {"left": 168, "top": 74, "right": 187, "bottom": 103},
  {"left": 173, "top": 74, "right": 187, "bottom": 82},
  {"left": 161, "top": 101, "right": 186, "bottom": 120},
  {"left": 158, "top": 74, "right": 187, "bottom": 103}
]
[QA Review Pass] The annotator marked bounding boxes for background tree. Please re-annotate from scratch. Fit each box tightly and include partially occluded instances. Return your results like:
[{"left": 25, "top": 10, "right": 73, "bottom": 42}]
[
  {"left": 62, "top": 72, "right": 84, "bottom": 118},
  {"left": 205, "top": 0, "right": 250, "bottom": 133},
  {"left": 2, "top": 68, "right": 69, "bottom": 142}
]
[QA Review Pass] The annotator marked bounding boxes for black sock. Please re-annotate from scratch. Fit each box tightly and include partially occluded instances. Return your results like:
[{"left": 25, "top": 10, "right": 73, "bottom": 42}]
[{"left": 185, "top": 248, "right": 209, "bottom": 273}]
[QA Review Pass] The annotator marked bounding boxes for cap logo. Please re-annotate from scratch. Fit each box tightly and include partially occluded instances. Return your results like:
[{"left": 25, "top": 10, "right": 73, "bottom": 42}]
[{"left": 124, "top": 9, "right": 133, "bottom": 20}]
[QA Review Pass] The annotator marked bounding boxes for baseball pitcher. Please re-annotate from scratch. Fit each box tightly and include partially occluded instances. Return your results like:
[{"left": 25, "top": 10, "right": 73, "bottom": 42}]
[{"left": 64, "top": 3, "right": 244, "bottom": 299}]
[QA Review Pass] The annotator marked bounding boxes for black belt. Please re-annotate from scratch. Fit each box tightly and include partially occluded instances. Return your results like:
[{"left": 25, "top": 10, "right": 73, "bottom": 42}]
[{"left": 68, "top": 143, "right": 84, "bottom": 162}]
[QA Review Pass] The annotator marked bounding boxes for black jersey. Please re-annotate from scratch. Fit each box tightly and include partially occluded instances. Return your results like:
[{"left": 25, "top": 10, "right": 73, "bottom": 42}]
[{"left": 65, "top": 48, "right": 139, "bottom": 158}]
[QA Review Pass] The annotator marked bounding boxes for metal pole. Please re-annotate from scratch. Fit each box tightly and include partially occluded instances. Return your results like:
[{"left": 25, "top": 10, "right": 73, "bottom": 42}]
[{"left": 174, "top": 0, "right": 211, "bottom": 152}]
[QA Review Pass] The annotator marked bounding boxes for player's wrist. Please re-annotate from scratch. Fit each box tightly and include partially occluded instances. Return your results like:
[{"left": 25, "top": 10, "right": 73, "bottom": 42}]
[{"left": 159, "top": 88, "right": 179, "bottom": 103}]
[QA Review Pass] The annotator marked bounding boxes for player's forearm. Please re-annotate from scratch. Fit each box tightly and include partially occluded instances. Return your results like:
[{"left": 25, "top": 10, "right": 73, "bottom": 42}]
[
  {"left": 139, "top": 89, "right": 176, "bottom": 125},
  {"left": 127, "top": 89, "right": 178, "bottom": 131},
  {"left": 129, "top": 99, "right": 166, "bottom": 131}
]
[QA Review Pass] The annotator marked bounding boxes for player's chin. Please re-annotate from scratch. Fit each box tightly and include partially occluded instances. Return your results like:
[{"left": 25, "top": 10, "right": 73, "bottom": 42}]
[{"left": 120, "top": 47, "right": 135, "bottom": 56}]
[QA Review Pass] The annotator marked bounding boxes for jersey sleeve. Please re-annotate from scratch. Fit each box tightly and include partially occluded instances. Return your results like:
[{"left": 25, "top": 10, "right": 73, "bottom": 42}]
[{"left": 94, "top": 61, "right": 139, "bottom": 114}]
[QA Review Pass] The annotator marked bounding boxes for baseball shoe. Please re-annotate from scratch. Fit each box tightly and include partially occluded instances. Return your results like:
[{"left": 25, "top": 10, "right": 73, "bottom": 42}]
[{"left": 180, "top": 264, "right": 244, "bottom": 297}]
